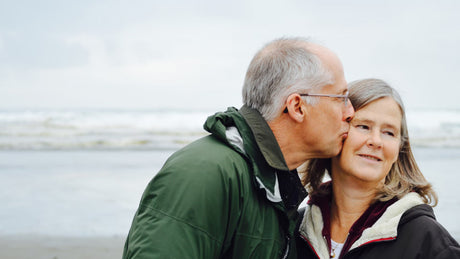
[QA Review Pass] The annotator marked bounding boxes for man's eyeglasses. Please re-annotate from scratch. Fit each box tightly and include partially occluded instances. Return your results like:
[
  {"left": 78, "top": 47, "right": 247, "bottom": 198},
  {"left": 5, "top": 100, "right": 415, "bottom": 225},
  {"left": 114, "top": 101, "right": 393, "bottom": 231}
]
[
  {"left": 283, "top": 92, "right": 349, "bottom": 113},
  {"left": 299, "top": 92, "right": 349, "bottom": 107}
]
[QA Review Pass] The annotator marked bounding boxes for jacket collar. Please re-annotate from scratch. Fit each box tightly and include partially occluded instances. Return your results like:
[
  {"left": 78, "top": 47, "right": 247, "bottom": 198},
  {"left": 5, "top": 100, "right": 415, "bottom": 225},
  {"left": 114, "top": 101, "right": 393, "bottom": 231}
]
[
  {"left": 203, "top": 106, "right": 288, "bottom": 203},
  {"left": 299, "top": 184, "right": 425, "bottom": 258},
  {"left": 239, "top": 105, "right": 289, "bottom": 172},
  {"left": 350, "top": 192, "right": 424, "bottom": 250},
  {"left": 204, "top": 105, "right": 307, "bottom": 210}
]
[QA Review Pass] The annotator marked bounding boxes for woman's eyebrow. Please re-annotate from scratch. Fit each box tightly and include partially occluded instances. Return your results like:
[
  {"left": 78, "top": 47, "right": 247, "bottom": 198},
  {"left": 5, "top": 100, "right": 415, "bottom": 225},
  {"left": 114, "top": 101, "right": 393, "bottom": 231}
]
[
  {"left": 381, "top": 123, "right": 400, "bottom": 131},
  {"left": 351, "top": 118, "right": 373, "bottom": 124},
  {"left": 355, "top": 117, "right": 400, "bottom": 130}
]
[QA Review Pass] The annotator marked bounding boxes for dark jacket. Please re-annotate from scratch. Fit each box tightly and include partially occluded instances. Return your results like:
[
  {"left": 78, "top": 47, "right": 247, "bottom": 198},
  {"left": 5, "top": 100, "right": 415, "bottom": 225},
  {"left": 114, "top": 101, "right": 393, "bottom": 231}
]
[
  {"left": 297, "top": 188, "right": 460, "bottom": 259},
  {"left": 123, "top": 106, "right": 307, "bottom": 259}
]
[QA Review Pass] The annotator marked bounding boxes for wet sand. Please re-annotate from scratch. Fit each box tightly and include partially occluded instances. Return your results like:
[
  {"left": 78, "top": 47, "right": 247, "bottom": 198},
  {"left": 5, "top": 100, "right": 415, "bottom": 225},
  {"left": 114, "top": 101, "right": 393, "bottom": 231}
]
[{"left": 0, "top": 235, "right": 125, "bottom": 259}]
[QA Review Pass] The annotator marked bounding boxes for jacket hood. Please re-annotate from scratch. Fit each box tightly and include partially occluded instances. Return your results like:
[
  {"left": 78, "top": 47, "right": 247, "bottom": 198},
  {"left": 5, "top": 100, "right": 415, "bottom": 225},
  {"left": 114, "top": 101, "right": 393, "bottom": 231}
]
[
  {"left": 398, "top": 200, "right": 435, "bottom": 225},
  {"left": 203, "top": 107, "right": 241, "bottom": 145},
  {"left": 204, "top": 106, "right": 289, "bottom": 171}
]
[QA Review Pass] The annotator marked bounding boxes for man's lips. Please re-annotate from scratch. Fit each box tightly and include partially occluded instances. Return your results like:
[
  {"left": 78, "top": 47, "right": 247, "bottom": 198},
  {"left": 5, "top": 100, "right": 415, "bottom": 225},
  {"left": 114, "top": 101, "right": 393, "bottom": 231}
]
[{"left": 358, "top": 154, "right": 382, "bottom": 162}]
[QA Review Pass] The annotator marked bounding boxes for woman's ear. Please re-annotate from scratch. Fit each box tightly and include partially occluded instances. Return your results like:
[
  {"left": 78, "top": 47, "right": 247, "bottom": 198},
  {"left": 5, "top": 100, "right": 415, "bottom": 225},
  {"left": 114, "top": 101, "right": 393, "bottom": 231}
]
[{"left": 285, "top": 94, "right": 305, "bottom": 122}]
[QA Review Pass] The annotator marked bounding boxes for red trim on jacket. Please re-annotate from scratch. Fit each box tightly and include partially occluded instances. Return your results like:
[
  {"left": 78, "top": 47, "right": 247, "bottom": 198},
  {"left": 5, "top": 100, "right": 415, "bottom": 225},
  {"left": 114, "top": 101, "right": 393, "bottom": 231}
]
[
  {"left": 360, "top": 236, "right": 396, "bottom": 246},
  {"left": 299, "top": 234, "right": 321, "bottom": 259}
]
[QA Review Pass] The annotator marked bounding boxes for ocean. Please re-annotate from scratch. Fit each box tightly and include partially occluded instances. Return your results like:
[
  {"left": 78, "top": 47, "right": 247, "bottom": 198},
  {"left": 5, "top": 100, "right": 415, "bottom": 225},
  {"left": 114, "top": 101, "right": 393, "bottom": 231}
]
[
  {"left": 0, "top": 109, "right": 459, "bottom": 241},
  {"left": 1, "top": 108, "right": 460, "bottom": 151}
]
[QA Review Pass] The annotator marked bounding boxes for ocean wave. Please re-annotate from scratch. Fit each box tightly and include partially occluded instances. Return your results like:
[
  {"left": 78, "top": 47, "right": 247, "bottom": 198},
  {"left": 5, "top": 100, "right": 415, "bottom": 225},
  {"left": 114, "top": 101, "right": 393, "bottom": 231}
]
[
  {"left": 0, "top": 132, "right": 207, "bottom": 150},
  {"left": 1, "top": 109, "right": 460, "bottom": 150}
]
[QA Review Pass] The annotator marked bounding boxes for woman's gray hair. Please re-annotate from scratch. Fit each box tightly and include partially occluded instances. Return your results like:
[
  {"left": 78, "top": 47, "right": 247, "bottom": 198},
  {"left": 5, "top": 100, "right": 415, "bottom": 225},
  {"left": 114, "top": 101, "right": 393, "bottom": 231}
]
[
  {"left": 349, "top": 78, "right": 408, "bottom": 149},
  {"left": 242, "top": 37, "right": 333, "bottom": 121},
  {"left": 300, "top": 78, "right": 438, "bottom": 206}
]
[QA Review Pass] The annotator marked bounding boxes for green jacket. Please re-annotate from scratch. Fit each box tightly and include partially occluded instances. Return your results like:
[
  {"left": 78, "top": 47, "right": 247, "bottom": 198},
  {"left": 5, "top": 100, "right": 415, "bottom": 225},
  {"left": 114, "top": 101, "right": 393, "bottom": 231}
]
[{"left": 123, "top": 105, "right": 307, "bottom": 258}]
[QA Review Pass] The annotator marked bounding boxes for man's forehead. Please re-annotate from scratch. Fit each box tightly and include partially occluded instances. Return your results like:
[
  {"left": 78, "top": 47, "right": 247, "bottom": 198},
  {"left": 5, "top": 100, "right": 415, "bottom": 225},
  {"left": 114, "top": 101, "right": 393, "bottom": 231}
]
[{"left": 320, "top": 82, "right": 348, "bottom": 94}]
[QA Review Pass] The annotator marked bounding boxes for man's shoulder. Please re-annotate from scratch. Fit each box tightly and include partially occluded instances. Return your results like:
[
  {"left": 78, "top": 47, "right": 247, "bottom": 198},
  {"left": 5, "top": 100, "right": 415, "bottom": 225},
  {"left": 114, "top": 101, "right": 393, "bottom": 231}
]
[
  {"left": 160, "top": 135, "right": 250, "bottom": 179},
  {"left": 398, "top": 204, "right": 460, "bottom": 252},
  {"left": 140, "top": 135, "right": 253, "bottom": 210},
  {"left": 177, "top": 134, "right": 246, "bottom": 161}
]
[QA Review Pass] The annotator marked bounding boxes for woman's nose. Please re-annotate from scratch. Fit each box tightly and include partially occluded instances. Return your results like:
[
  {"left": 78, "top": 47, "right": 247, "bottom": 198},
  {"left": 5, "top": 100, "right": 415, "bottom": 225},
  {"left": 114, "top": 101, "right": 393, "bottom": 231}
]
[{"left": 367, "top": 131, "right": 383, "bottom": 148}]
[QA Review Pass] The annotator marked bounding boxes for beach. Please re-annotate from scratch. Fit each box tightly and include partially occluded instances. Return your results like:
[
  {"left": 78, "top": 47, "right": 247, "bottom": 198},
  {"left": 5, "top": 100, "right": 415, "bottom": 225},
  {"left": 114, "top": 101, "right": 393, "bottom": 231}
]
[
  {"left": 0, "top": 235, "right": 125, "bottom": 259},
  {"left": 0, "top": 147, "right": 459, "bottom": 258},
  {"left": 0, "top": 150, "right": 174, "bottom": 259}
]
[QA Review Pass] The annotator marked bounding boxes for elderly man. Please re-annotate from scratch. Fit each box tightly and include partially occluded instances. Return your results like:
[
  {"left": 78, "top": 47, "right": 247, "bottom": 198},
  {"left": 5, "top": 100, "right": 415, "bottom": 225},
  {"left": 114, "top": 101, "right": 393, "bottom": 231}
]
[{"left": 123, "top": 37, "right": 354, "bottom": 259}]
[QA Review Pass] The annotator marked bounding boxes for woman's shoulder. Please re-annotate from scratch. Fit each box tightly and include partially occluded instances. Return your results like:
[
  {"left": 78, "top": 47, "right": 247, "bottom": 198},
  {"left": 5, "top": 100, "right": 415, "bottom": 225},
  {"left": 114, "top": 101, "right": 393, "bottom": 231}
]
[
  {"left": 399, "top": 204, "right": 447, "bottom": 237},
  {"left": 399, "top": 203, "right": 434, "bottom": 225},
  {"left": 398, "top": 204, "right": 460, "bottom": 256}
]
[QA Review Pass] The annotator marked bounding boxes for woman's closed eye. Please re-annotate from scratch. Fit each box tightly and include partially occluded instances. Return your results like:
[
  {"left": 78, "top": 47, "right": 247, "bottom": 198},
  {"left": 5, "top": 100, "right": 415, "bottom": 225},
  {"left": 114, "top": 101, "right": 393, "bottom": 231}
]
[
  {"left": 384, "top": 130, "right": 395, "bottom": 136},
  {"left": 356, "top": 124, "right": 370, "bottom": 130}
]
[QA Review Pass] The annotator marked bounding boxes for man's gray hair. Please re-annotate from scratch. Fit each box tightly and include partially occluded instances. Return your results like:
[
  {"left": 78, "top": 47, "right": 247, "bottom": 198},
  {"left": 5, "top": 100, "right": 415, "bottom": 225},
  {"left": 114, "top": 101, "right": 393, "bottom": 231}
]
[{"left": 242, "top": 37, "right": 333, "bottom": 121}]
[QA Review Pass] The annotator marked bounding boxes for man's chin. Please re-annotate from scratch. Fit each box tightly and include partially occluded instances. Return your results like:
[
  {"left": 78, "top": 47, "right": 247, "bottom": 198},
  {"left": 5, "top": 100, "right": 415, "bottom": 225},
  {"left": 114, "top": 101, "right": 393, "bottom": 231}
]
[
  {"left": 319, "top": 145, "right": 343, "bottom": 158},
  {"left": 331, "top": 142, "right": 344, "bottom": 157}
]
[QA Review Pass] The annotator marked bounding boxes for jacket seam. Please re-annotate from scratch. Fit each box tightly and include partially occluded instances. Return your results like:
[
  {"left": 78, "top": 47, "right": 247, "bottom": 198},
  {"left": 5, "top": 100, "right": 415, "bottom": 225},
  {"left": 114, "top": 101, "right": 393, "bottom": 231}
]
[
  {"left": 140, "top": 204, "right": 223, "bottom": 246},
  {"left": 235, "top": 232, "right": 284, "bottom": 243}
]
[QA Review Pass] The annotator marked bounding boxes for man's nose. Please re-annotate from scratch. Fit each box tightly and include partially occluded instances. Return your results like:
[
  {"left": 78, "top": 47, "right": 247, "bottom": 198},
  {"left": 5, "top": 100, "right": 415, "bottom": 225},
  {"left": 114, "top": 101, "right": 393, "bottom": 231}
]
[{"left": 344, "top": 100, "right": 354, "bottom": 122}]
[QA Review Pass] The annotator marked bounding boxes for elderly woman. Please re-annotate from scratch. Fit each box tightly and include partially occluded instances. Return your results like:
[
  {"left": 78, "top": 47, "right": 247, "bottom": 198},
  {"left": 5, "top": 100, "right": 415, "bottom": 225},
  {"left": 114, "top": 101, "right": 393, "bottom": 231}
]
[{"left": 296, "top": 79, "right": 460, "bottom": 258}]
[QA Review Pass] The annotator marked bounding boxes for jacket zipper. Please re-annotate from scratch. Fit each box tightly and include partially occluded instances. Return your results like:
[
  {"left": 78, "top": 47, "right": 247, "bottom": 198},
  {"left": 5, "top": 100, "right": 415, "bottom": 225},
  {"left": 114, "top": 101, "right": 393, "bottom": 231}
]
[{"left": 281, "top": 236, "right": 290, "bottom": 259}]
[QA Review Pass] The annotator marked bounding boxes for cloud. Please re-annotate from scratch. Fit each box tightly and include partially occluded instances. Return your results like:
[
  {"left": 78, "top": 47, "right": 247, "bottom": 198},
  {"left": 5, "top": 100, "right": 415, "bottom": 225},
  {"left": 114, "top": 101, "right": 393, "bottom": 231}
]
[
  {"left": 0, "top": 33, "right": 89, "bottom": 69},
  {"left": 1, "top": 0, "right": 460, "bottom": 110}
]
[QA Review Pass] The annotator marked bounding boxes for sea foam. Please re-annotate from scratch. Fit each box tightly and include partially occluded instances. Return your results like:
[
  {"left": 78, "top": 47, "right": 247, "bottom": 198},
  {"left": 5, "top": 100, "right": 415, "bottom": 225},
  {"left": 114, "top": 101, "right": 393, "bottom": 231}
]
[{"left": 1, "top": 108, "right": 459, "bottom": 150}]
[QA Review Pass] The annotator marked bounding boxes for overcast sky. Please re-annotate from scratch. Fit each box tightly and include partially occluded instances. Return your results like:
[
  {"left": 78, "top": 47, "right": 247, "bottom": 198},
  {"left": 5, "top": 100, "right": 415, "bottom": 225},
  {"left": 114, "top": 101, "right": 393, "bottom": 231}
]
[{"left": 1, "top": 0, "right": 459, "bottom": 111}]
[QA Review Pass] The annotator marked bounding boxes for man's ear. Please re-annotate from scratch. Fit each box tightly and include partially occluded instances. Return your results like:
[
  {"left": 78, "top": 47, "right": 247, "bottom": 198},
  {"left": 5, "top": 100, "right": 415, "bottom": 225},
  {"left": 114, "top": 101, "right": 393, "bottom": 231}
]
[{"left": 285, "top": 94, "right": 305, "bottom": 122}]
